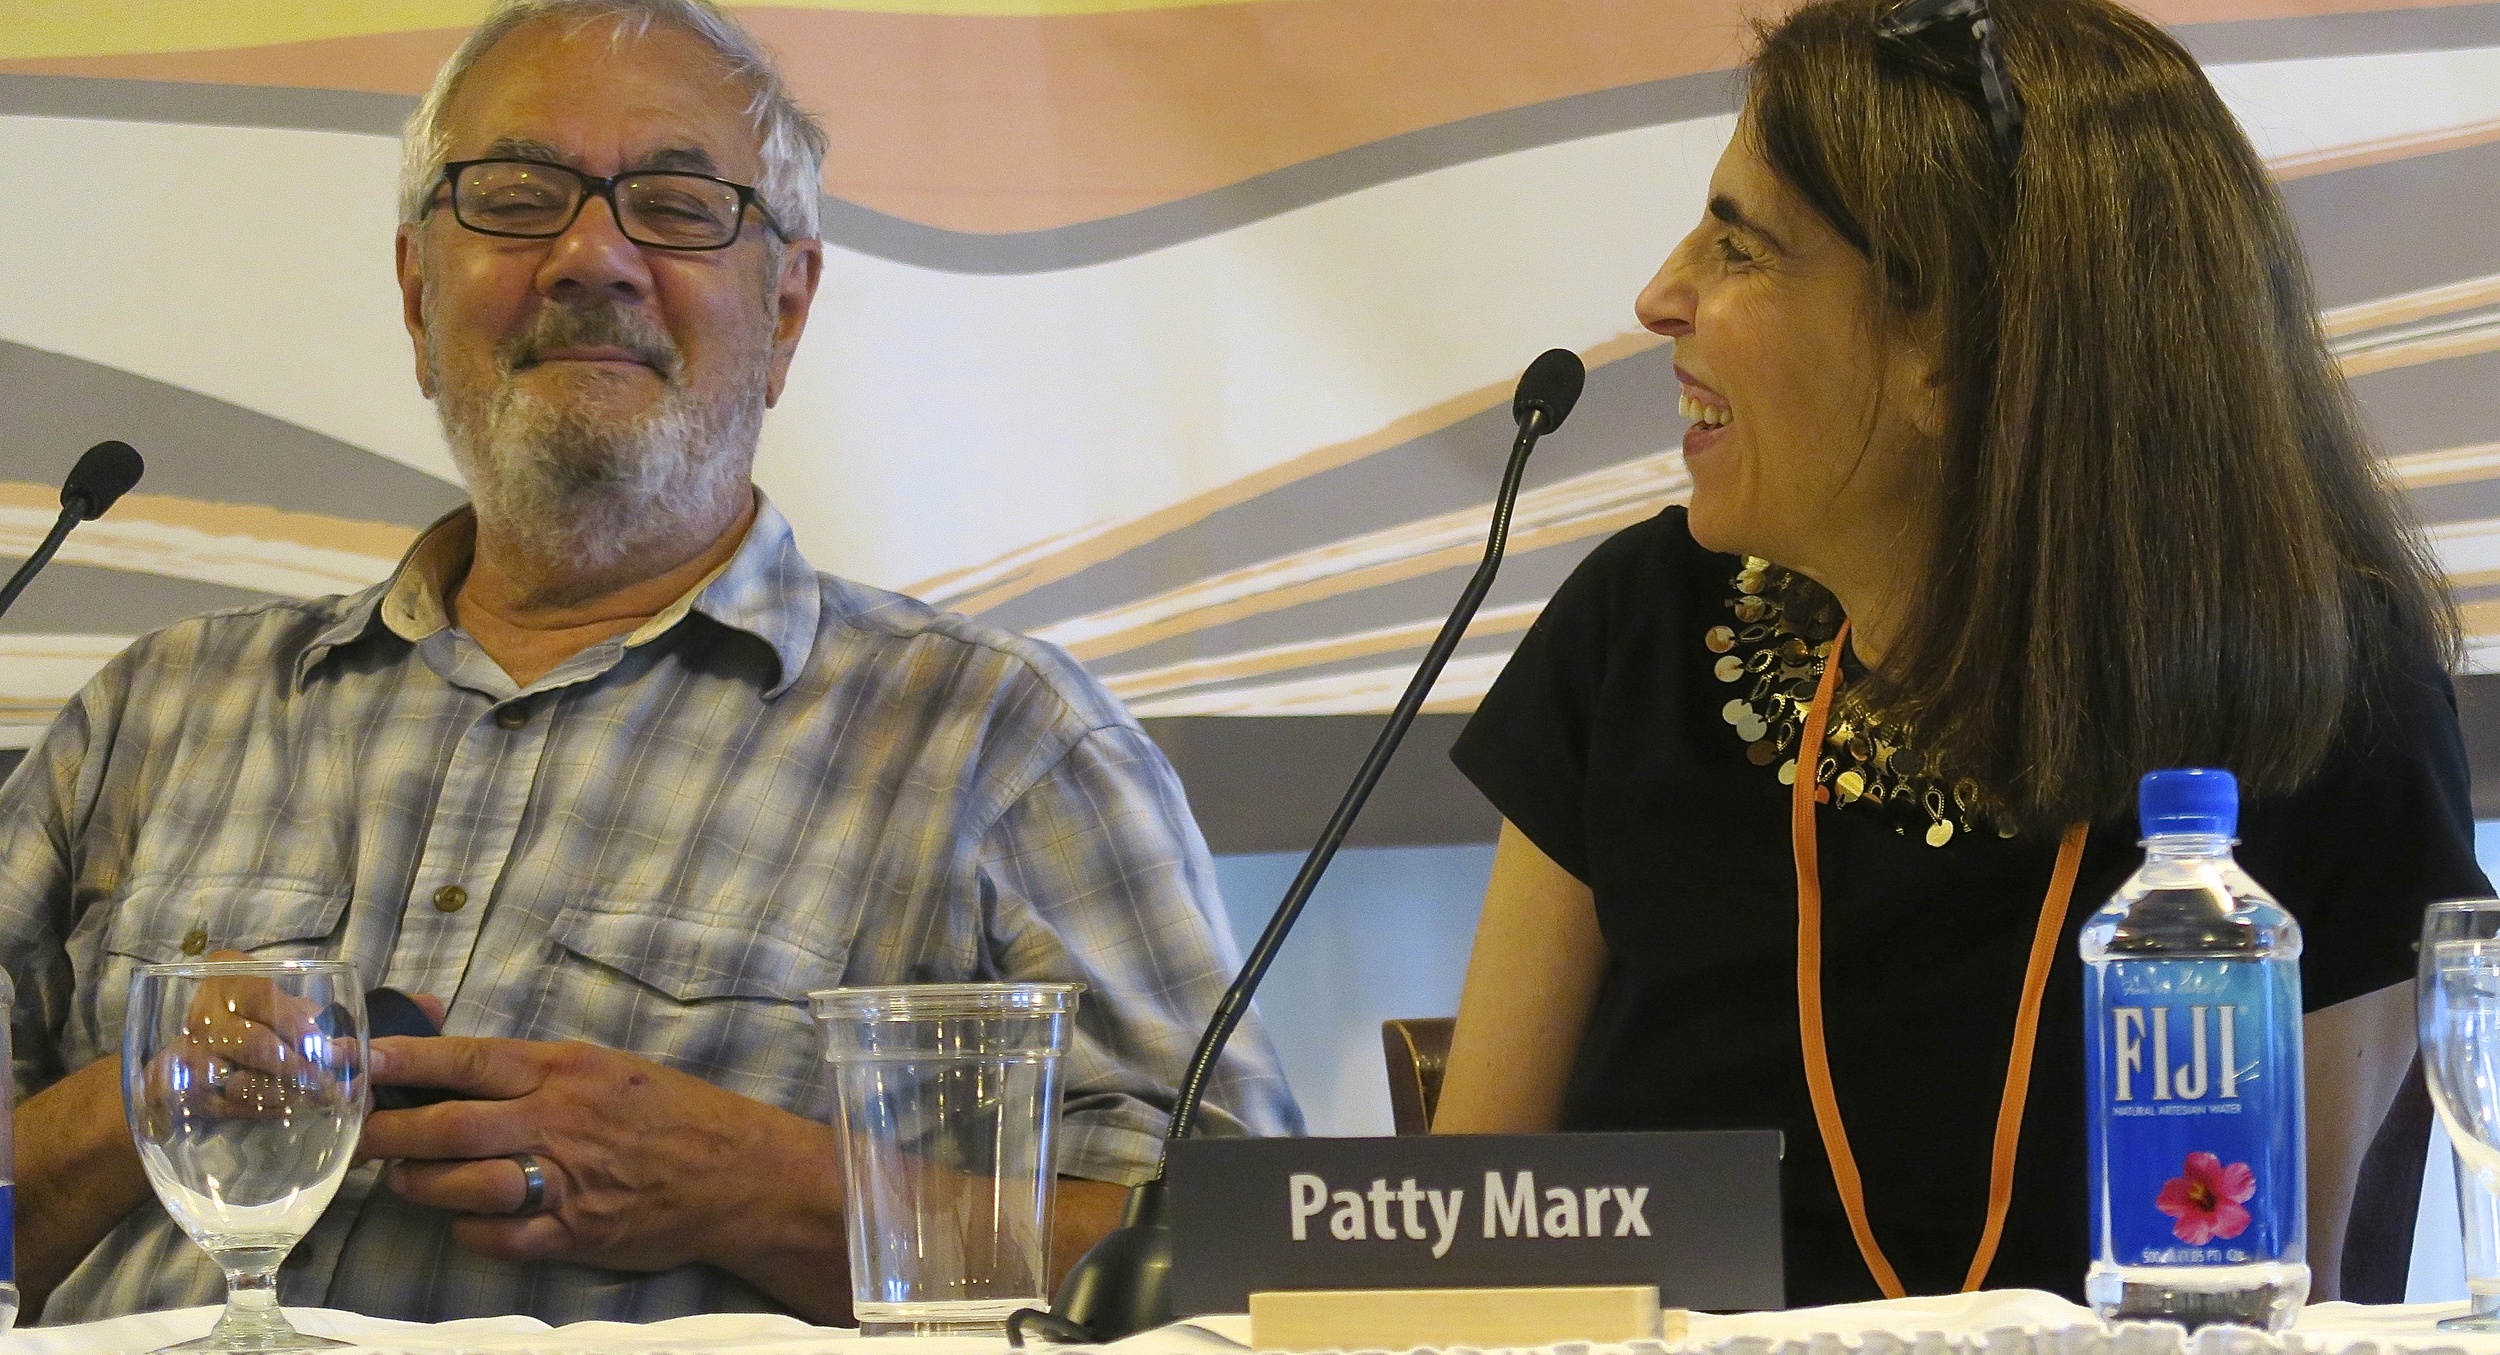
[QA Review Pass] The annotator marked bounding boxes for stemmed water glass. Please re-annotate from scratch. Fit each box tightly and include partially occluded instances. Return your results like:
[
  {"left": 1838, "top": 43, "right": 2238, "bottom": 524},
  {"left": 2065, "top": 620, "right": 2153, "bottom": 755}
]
[
  {"left": 124, "top": 961, "right": 368, "bottom": 1352},
  {"left": 2419, "top": 900, "right": 2500, "bottom": 1331}
]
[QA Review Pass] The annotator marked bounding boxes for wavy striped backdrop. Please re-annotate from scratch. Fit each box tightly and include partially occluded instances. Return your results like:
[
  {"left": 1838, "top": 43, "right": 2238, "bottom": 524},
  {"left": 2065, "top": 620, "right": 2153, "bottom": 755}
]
[{"left": 3, "top": 0, "right": 2497, "bottom": 844}]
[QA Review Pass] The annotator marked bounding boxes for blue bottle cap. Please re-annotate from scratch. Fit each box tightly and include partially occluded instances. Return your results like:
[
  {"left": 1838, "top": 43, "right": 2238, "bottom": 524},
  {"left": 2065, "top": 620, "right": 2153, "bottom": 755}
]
[{"left": 2138, "top": 768, "right": 2238, "bottom": 837}]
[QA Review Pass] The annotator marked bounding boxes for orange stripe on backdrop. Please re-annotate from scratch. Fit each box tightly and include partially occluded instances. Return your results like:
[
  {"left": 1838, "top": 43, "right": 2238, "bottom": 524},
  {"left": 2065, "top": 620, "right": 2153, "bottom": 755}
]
[
  {"left": 745, "top": 0, "right": 1759, "bottom": 233},
  {"left": 2133, "top": 0, "right": 2496, "bottom": 17},
  {"left": 0, "top": 29, "right": 467, "bottom": 99},
  {"left": 2272, "top": 118, "right": 2500, "bottom": 181},
  {"left": 3, "top": 0, "right": 2488, "bottom": 233},
  {"left": 0, "top": 1, "right": 1761, "bottom": 234}
]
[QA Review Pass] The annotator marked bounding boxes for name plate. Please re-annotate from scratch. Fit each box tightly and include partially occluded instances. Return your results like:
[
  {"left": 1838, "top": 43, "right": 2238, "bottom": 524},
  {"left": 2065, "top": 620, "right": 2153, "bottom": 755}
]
[{"left": 1165, "top": 1130, "right": 1783, "bottom": 1315}]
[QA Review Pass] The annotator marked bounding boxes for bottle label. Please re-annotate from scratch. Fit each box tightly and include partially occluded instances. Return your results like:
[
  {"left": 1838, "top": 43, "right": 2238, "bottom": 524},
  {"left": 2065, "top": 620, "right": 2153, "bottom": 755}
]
[
  {"left": 0, "top": 1182, "right": 13, "bottom": 1283},
  {"left": 2087, "top": 959, "right": 2303, "bottom": 1268}
]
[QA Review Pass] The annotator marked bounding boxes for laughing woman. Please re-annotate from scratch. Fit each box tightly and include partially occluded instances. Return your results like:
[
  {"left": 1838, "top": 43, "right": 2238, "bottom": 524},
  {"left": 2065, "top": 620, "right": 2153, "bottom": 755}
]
[{"left": 1432, "top": 0, "right": 2486, "bottom": 1308}]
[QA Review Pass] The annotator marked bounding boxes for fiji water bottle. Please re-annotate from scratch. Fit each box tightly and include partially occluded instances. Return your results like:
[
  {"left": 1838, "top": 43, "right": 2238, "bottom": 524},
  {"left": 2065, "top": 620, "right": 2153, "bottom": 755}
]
[{"left": 2081, "top": 769, "right": 2305, "bottom": 1330}]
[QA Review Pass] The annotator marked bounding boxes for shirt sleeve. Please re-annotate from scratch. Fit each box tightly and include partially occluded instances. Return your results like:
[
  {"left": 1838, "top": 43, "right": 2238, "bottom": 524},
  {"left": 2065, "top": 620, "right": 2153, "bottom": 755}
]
[
  {"left": 1449, "top": 517, "right": 1660, "bottom": 883},
  {"left": 975, "top": 722, "right": 1304, "bottom": 1184},
  {"left": 2240, "top": 660, "right": 2493, "bottom": 1012},
  {"left": 0, "top": 658, "right": 127, "bottom": 1102}
]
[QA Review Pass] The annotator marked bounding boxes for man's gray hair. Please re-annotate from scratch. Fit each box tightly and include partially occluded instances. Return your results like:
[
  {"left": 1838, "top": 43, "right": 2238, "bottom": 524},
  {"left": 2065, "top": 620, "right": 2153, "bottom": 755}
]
[{"left": 398, "top": 0, "right": 828, "bottom": 241}]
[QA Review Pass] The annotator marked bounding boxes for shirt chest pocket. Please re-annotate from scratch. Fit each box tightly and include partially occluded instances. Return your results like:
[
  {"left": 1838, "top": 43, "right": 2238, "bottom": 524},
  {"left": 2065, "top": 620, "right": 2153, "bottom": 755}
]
[
  {"left": 75, "top": 883, "right": 354, "bottom": 1067},
  {"left": 537, "top": 899, "right": 842, "bottom": 1113},
  {"left": 99, "top": 882, "right": 352, "bottom": 965}
]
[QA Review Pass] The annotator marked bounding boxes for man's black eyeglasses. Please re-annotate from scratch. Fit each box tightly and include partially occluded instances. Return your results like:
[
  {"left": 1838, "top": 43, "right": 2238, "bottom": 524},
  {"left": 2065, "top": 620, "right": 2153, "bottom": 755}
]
[
  {"left": 1875, "top": 0, "right": 2025, "bottom": 167},
  {"left": 429, "top": 158, "right": 789, "bottom": 251}
]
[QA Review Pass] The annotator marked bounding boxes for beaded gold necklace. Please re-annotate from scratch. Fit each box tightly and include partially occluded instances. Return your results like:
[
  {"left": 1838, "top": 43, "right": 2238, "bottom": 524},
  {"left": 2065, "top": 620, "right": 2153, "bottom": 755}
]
[{"left": 1705, "top": 557, "right": 2012, "bottom": 846}]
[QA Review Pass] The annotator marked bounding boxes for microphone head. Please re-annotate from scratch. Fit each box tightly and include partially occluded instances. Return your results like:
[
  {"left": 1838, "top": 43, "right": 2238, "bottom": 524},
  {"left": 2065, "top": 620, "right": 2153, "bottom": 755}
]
[
  {"left": 63, "top": 440, "right": 145, "bottom": 520},
  {"left": 1512, "top": 348, "right": 1587, "bottom": 433}
]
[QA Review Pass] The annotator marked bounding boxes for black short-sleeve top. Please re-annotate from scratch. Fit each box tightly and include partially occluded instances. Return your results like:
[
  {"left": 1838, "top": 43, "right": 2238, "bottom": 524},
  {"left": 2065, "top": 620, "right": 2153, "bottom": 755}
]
[{"left": 1450, "top": 506, "right": 2489, "bottom": 1307}]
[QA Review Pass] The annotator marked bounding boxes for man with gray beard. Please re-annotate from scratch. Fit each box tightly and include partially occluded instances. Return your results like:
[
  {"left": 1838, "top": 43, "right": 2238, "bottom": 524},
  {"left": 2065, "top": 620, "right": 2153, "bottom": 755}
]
[
  {"left": 436, "top": 296, "right": 760, "bottom": 579},
  {"left": 0, "top": 0, "right": 1297, "bottom": 1326}
]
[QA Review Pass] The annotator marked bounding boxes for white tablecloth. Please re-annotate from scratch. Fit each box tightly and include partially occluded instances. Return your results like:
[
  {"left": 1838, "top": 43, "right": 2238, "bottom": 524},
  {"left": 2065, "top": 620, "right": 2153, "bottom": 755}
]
[{"left": 4, "top": 1293, "right": 2493, "bottom": 1355}]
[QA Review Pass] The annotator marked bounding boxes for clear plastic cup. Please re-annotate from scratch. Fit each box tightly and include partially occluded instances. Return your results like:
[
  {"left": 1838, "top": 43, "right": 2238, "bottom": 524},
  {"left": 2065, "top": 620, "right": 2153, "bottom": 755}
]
[{"left": 810, "top": 983, "right": 1079, "bottom": 1336}]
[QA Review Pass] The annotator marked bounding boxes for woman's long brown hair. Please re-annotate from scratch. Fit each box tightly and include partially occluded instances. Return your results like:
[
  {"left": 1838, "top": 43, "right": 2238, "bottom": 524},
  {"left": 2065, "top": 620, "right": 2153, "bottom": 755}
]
[{"left": 1747, "top": 0, "right": 2455, "bottom": 828}]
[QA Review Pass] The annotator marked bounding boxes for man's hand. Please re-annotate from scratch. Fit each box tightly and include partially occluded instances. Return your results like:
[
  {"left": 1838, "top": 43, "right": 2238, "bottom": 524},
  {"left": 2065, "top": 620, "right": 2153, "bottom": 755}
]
[
  {"left": 138, "top": 961, "right": 344, "bottom": 1126},
  {"left": 1052, "top": 1177, "right": 1130, "bottom": 1287},
  {"left": 14, "top": 1054, "right": 152, "bottom": 1316},
  {"left": 16, "top": 948, "right": 305, "bottom": 1316},
  {"left": 360, "top": 1032, "right": 851, "bottom": 1319}
]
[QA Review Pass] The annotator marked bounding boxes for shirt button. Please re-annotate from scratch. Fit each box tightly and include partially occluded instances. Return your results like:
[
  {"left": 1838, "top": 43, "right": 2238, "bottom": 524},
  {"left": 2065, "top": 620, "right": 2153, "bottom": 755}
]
[
  {"left": 494, "top": 705, "right": 529, "bottom": 730},
  {"left": 432, "top": 885, "right": 469, "bottom": 913},
  {"left": 180, "top": 926, "right": 208, "bottom": 956}
]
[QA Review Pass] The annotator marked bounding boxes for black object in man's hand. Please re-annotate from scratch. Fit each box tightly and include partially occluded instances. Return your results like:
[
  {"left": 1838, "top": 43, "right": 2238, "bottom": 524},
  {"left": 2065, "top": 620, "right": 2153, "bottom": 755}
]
[{"left": 366, "top": 987, "right": 455, "bottom": 1110}]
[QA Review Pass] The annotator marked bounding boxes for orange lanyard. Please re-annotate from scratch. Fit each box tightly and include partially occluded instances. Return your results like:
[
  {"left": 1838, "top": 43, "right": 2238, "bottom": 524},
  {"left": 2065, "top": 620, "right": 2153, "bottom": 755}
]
[{"left": 1791, "top": 622, "right": 2088, "bottom": 1296}]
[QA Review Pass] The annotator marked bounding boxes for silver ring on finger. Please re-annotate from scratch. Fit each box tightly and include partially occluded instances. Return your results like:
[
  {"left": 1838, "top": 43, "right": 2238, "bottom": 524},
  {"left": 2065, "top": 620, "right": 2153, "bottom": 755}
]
[{"left": 509, "top": 1152, "right": 547, "bottom": 1216}]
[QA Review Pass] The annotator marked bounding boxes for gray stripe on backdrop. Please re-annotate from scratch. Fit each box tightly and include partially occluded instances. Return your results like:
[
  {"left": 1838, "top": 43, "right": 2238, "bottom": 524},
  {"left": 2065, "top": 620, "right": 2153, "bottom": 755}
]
[
  {"left": 1142, "top": 713, "right": 1495, "bottom": 853},
  {"left": 0, "top": 563, "right": 283, "bottom": 637},
  {"left": 2406, "top": 475, "right": 2500, "bottom": 531},
  {"left": 1108, "top": 629, "right": 1541, "bottom": 706},
  {"left": 2172, "top": 2, "right": 2500, "bottom": 65},
  {"left": 0, "top": 69, "right": 1739, "bottom": 274},
  {"left": 0, "top": 74, "right": 415, "bottom": 135},
  {"left": 2352, "top": 349, "right": 2500, "bottom": 465},
  {"left": 2286, "top": 139, "right": 2500, "bottom": 311},
  {"left": 0, "top": 341, "right": 466, "bottom": 527},
  {"left": 817, "top": 72, "right": 1747, "bottom": 275}
]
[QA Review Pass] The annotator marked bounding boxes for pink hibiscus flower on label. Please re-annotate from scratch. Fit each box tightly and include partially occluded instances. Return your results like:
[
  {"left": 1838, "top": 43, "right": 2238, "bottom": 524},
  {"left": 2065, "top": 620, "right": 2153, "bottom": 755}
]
[{"left": 2156, "top": 1151, "right": 2256, "bottom": 1244}]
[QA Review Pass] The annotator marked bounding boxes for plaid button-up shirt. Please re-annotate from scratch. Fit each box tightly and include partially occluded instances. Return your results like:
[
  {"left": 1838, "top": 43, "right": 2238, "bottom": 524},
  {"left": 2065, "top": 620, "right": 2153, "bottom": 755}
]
[{"left": 4, "top": 498, "right": 1298, "bottom": 1324}]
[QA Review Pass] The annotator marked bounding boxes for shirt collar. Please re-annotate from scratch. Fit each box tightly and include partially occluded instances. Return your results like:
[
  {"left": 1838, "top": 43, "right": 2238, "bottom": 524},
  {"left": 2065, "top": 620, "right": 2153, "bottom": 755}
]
[
  {"left": 296, "top": 495, "right": 821, "bottom": 698},
  {"left": 676, "top": 494, "right": 820, "bottom": 698},
  {"left": 379, "top": 509, "right": 475, "bottom": 642}
]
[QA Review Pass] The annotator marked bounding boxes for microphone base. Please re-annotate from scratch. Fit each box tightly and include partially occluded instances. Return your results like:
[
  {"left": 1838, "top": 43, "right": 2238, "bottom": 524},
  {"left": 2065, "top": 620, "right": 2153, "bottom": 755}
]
[{"left": 1037, "top": 1178, "right": 1174, "bottom": 1342}]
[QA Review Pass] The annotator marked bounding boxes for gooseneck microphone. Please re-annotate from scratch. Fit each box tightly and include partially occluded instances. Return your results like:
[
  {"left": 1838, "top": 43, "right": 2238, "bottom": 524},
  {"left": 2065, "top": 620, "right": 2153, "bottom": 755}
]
[
  {"left": 0, "top": 441, "right": 147, "bottom": 620},
  {"left": 1015, "top": 350, "right": 1588, "bottom": 1346},
  {"left": 62, "top": 440, "right": 146, "bottom": 521}
]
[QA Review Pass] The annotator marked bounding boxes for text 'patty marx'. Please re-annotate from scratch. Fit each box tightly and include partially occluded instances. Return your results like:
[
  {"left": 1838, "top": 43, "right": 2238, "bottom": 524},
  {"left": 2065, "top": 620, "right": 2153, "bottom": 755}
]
[{"left": 1288, "top": 1171, "right": 1652, "bottom": 1258}]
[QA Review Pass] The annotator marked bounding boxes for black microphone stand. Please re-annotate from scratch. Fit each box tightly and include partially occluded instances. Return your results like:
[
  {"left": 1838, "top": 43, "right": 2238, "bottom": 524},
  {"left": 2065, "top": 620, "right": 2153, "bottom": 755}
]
[
  {"left": 0, "top": 441, "right": 146, "bottom": 618},
  {"left": 0, "top": 512, "right": 84, "bottom": 620},
  {"left": 1013, "top": 351, "right": 1585, "bottom": 1345}
]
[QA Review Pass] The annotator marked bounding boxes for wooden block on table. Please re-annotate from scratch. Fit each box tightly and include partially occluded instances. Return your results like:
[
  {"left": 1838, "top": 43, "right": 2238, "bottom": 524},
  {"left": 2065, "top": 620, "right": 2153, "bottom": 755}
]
[{"left": 1248, "top": 1284, "right": 1685, "bottom": 1350}]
